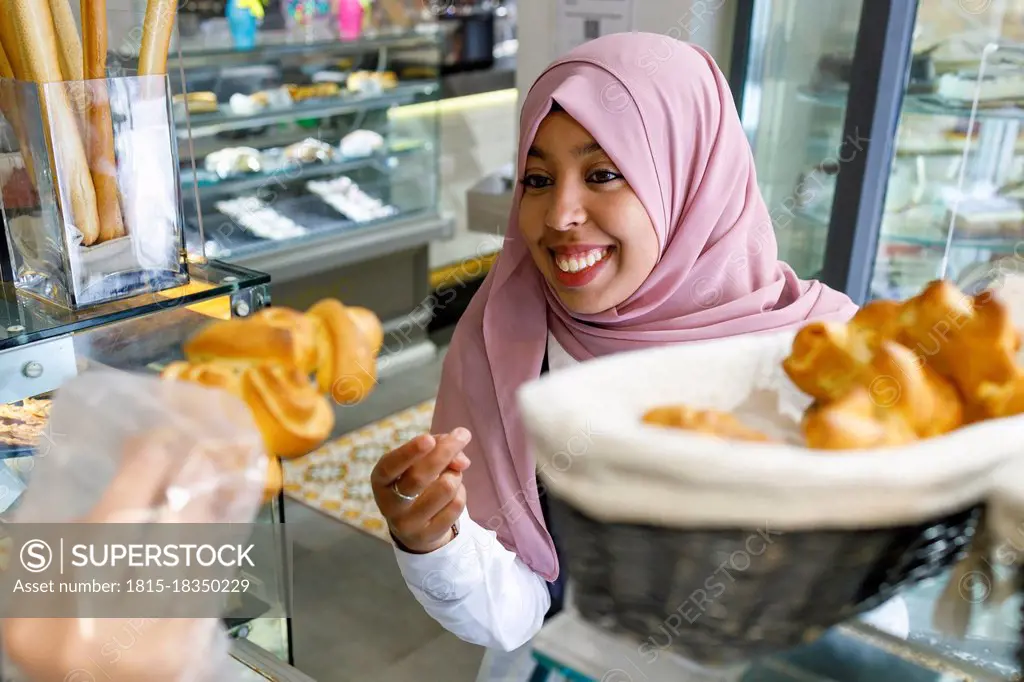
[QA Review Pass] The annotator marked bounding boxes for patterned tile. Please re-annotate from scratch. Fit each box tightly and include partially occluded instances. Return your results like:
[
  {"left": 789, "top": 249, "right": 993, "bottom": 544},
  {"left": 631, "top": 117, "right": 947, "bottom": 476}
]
[{"left": 284, "top": 400, "right": 435, "bottom": 542}]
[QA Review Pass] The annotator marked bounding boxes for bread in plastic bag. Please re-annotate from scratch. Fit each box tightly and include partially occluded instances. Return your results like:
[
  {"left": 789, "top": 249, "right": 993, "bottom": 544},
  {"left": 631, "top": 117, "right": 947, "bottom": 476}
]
[{"left": 1, "top": 370, "right": 270, "bottom": 682}]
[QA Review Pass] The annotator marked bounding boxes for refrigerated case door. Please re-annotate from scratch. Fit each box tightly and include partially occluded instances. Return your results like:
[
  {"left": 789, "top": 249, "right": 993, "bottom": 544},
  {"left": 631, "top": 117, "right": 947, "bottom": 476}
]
[
  {"left": 870, "top": 3, "right": 1024, "bottom": 301},
  {"left": 738, "top": 0, "right": 865, "bottom": 280},
  {"left": 735, "top": 0, "right": 920, "bottom": 304}
]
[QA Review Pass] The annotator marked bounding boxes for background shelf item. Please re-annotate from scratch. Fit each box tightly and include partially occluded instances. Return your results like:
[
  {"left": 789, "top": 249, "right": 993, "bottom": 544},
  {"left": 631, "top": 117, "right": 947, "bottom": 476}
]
[{"left": 179, "top": 81, "right": 440, "bottom": 137}]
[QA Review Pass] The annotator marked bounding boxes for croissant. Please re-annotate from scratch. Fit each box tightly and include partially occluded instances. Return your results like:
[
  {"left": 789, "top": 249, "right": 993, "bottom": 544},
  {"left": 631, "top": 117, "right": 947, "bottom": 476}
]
[
  {"left": 802, "top": 388, "right": 918, "bottom": 450},
  {"left": 898, "top": 281, "right": 1020, "bottom": 415},
  {"left": 783, "top": 300, "right": 907, "bottom": 403},
  {"left": 642, "top": 405, "right": 774, "bottom": 443},
  {"left": 183, "top": 307, "right": 319, "bottom": 373},
  {"left": 308, "top": 299, "right": 379, "bottom": 405},
  {"left": 241, "top": 364, "right": 335, "bottom": 459},
  {"left": 160, "top": 361, "right": 243, "bottom": 393}
]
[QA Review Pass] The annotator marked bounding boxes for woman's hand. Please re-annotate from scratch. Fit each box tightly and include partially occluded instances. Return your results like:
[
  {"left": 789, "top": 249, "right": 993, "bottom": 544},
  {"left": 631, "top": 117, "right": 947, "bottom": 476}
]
[
  {"left": 372, "top": 428, "right": 472, "bottom": 554},
  {"left": 2, "top": 433, "right": 246, "bottom": 682}
]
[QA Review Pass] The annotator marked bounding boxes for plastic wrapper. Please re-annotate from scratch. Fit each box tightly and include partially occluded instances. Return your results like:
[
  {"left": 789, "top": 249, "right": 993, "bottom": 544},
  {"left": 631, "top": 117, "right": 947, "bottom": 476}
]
[{"left": 1, "top": 370, "right": 269, "bottom": 682}]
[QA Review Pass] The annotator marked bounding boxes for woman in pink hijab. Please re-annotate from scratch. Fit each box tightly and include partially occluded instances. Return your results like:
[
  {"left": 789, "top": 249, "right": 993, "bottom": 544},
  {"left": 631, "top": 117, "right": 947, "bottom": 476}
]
[{"left": 371, "top": 32, "right": 860, "bottom": 680}]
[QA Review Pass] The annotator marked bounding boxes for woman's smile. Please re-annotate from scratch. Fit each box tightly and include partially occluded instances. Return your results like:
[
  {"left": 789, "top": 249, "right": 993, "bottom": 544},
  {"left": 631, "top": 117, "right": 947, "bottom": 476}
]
[{"left": 549, "top": 244, "right": 615, "bottom": 288}]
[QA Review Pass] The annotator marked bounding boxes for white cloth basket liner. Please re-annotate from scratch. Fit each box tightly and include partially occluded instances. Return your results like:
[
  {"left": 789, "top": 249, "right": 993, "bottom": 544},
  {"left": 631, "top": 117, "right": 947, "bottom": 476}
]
[{"left": 519, "top": 329, "right": 1024, "bottom": 532}]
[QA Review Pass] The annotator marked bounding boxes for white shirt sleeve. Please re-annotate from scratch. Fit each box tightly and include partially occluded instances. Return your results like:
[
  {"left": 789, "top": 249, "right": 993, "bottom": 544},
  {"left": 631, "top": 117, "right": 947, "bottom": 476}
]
[{"left": 393, "top": 507, "right": 551, "bottom": 652}]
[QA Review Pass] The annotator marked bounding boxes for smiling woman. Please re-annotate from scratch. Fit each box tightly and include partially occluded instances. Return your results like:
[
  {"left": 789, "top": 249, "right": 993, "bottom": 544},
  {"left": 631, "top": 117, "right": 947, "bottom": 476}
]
[
  {"left": 518, "top": 104, "right": 660, "bottom": 315},
  {"left": 371, "top": 31, "right": 859, "bottom": 682}
]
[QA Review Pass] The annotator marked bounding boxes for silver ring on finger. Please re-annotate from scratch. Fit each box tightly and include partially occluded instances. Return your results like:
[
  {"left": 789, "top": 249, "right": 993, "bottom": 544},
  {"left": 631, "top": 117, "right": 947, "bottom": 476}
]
[{"left": 392, "top": 480, "right": 419, "bottom": 503}]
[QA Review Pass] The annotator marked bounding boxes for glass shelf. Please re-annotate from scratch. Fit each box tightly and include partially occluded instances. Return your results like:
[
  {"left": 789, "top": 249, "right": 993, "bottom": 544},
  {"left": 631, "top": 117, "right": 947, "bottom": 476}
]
[
  {"left": 182, "top": 139, "right": 430, "bottom": 200},
  {"left": 173, "top": 28, "right": 442, "bottom": 65},
  {"left": 797, "top": 85, "right": 1024, "bottom": 122},
  {"left": 178, "top": 81, "right": 440, "bottom": 137},
  {"left": 0, "top": 260, "right": 268, "bottom": 354}
]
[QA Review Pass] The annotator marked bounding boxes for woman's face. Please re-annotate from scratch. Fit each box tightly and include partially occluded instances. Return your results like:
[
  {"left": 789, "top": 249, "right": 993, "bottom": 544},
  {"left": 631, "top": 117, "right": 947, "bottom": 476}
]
[{"left": 518, "top": 111, "right": 660, "bottom": 315}]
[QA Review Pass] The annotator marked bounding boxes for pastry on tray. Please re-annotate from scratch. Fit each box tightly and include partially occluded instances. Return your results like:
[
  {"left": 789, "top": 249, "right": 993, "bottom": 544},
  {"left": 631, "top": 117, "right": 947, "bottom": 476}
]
[
  {"left": 643, "top": 279, "right": 1024, "bottom": 451},
  {"left": 285, "top": 82, "right": 340, "bottom": 102},
  {"left": 0, "top": 398, "right": 52, "bottom": 448}
]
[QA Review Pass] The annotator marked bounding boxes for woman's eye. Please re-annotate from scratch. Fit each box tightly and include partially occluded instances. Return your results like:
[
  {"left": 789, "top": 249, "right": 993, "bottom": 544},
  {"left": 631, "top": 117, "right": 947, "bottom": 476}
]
[
  {"left": 522, "top": 174, "right": 552, "bottom": 189},
  {"left": 588, "top": 170, "right": 621, "bottom": 184}
]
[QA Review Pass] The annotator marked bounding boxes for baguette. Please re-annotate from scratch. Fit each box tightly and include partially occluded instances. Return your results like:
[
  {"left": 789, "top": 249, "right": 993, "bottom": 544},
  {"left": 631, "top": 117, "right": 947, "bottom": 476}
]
[
  {"left": 138, "top": 0, "right": 178, "bottom": 77},
  {"left": 0, "top": 36, "right": 38, "bottom": 191},
  {"left": 49, "top": 0, "right": 84, "bottom": 82},
  {"left": 0, "top": 41, "right": 12, "bottom": 80},
  {"left": 0, "top": 13, "right": 27, "bottom": 81},
  {"left": 11, "top": 0, "right": 101, "bottom": 245},
  {"left": 82, "top": 0, "right": 126, "bottom": 242}
]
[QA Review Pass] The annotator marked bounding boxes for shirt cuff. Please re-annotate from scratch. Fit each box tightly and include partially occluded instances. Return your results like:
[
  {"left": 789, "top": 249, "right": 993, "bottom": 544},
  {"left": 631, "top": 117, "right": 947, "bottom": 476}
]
[{"left": 393, "top": 510, "right": 499, "bottom": 602}]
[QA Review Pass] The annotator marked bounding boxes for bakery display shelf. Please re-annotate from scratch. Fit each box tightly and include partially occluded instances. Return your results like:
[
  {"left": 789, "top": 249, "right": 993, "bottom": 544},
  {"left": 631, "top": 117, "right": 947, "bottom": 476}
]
[
  {"left": 172, "top": 28, "right": 441, "bottom": 68},
  {"left": 179, "top": 81, "right": 440, "bottom": 137},
  {"left": 797, "top": 85, "right": 1024, "bottom": 123},
  {"left": 183, "top": 140, "right": 429, "bottom": 200},
  {"left": 795, "top": 205, "right": 1024, "bottom": 252},
  {"left": 231, "top": 210, "right": 452, "bottom": 284},
  {"left": 0, "top": 260, "right": 267, "bottom": 354}
]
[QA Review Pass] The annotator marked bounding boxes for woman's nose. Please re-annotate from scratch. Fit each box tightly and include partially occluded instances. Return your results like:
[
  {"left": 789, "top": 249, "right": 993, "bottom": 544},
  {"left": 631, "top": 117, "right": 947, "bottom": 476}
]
[{"left": 544, "top": 183, "right": 587, "bottom": 232}]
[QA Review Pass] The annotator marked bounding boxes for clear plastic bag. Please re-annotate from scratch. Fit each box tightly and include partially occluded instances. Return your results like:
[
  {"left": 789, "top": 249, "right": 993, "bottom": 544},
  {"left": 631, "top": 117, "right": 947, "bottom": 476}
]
[{"left": 1, "top": 370, "right": 269, "bottom": 682}]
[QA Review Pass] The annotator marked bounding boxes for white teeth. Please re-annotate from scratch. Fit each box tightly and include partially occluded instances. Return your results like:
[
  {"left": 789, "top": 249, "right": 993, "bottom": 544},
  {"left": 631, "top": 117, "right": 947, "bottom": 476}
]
[{"left": 554, "top": 247, "right": 609, "bottom": 274}]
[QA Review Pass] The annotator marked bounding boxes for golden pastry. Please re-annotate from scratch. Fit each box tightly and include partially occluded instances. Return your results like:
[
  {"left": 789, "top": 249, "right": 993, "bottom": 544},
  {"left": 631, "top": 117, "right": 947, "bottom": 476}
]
[
  {"left": 898, "top": 280, "right": 1020, "bottom": 411},
  {"left": 348, "top": 306, "right": 385, "bottom": 357},
  {"left": 183, "top": 308, "right": 318, "bottom": 373},
  {"left": 308, "top": 299, "right": 379, "bottom": 405},
  {"left": 642, "top": 405, "right": 774, "bottom": 443},
  {"left": 802, "top": 388, "right": 918, "bottom": 450},
  {"left": 263, "top": 456, "right": 283, "bottom": 504},
  {"left": 241, "top": 364, "right": 335, "bottom": 459}
]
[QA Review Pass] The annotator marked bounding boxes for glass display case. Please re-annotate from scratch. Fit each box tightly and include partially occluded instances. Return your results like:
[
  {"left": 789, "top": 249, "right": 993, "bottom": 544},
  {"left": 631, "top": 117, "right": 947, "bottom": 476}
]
[
  {"left": 736, "top": 0, "right": 864, "bottom": 281},
  {"left": 727, "top": 0, "right": 1024, "bottom": 678},
  {"left": 0, "top": 261, "right": 295, "bottom": 677},
  {"left": 737, "top": 0, "right": 1024, "bottom": 305},
  {"left": 170, "top": 28, "right": 446, "bottom": 279}
]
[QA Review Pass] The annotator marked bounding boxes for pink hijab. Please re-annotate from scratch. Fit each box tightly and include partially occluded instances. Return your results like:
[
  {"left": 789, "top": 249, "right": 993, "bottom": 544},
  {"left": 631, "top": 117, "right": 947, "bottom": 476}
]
[{"left": 432, "top": 33, "right": 857, "bottom": 581}]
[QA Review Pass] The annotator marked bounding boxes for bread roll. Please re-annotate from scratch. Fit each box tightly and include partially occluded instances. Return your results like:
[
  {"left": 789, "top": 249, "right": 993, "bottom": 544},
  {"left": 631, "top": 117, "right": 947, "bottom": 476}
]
[
  {"left": 802, "top": 389, "right": 918, "bottom": 450},
  {"left": 160, "top": 361, "right": 243, "bottom": 394},
  {"left": 10, "top": 0, "right": 101, "bottom": 245},
  {"left": 308, "top": 299, "right": 378, "bottom": 405},
  {"left": 82, "top": 0, "right": 126, "bottom": 243},
  {"left": 184, "top": 308, "right": 319, "bottom": 373},
  {"left": 642, "top": 405, "right": 774, "bottom": 442},
  {"left": 899, "top": 281, "right": 1020, "bottom": 407},
  {"left": 241, "top": 365, "right": 335, "bottom": 459},
  {"left": 348, "top": 306, "right": 384, "bottom": 357},
  {"left": 138, "top": 0, "right": 177, "bottom": 77}
]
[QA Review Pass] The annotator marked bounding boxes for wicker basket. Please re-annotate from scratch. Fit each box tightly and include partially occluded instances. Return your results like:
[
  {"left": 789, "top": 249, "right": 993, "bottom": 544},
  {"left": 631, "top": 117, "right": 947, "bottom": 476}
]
[{"left": 548, "top": 497, "right": 981, "bottom": 666}]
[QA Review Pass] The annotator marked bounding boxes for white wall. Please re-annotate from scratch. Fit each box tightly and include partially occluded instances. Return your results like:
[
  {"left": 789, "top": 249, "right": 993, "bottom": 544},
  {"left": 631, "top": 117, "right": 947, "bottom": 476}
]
[{"left": 515, "top": 0, "right": 738, "bottom": 115}]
